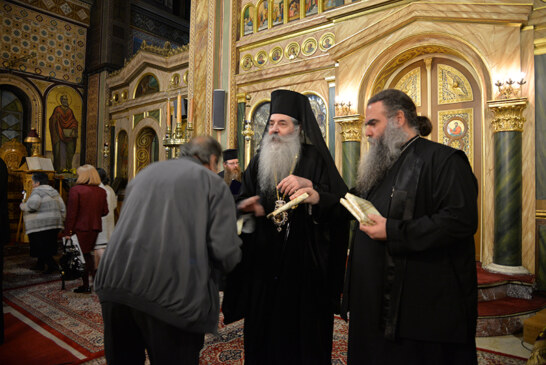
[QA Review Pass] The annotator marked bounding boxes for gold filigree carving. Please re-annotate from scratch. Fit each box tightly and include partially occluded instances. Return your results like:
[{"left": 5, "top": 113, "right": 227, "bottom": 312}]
[
  {"left": 394, "top": 67, "right": 421, "bottom": 107},
  {"left": 334, "top": 115, "right": 363, "bottom": 142},
  {"left": 487, "top": 98, "right": 528, "bottom": 133},
  {"left": 373, "top": 46, "right": 458, "bottom": 95},
  {"left": 438, "top": 64, "right": 473, "bottom": 105}
]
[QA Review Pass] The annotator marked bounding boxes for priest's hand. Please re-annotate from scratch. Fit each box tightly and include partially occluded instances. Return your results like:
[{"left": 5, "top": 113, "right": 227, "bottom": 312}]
[
  {"left": 277, "top": 175, "right": 312, "bottom": 197},
  {"left": 359, "top": 214, "right": 387, "bottom": 240},
  {"left": 238, "top": 196, "right": 265, "bottom": 217},
  {"left": 291, "top": 187, "right": 319, "bottom": 205}
]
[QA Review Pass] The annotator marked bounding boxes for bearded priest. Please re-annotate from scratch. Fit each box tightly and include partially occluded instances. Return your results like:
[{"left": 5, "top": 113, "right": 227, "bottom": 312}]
[{"left": 223, "top": 89, "right": 349, "bottom": 365}]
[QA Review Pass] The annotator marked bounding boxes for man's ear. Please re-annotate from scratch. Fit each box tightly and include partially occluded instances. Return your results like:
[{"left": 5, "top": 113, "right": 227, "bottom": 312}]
[{"left": 396, "top": 110, "right": 405, "bottom": 127}]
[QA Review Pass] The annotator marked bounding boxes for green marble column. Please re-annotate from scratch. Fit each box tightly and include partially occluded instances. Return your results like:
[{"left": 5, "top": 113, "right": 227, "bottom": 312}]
[
  {"left": 334, "top": 115, "right": 363, "bottom": 189},
  {"left": 493, "top": 131, "right": 522, "bottom": 265},
  {"left": 487, "top": 98, "right": 528, "bottom": 273}
]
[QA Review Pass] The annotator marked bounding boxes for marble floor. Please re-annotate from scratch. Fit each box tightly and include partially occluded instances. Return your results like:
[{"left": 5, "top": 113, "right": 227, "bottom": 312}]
[{"left": 476, "top": 332, "right": 533, "bottom": 359}]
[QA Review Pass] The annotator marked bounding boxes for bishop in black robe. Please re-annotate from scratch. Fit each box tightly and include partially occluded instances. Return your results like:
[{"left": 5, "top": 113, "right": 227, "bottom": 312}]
[{"left": 223, "top": 90, "right": 349, "bottom": 365}]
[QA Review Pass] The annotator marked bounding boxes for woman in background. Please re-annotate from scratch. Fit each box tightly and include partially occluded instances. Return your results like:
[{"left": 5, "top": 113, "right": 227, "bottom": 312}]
[
  {"left": 20, "top": 172, "right": 65, "bottom": 274},
  {"left": 64, "top": 164, "right": 108, "bottom": 293},
  {"left": 94, "top": 168, "right": 117, "bottom": 272}
]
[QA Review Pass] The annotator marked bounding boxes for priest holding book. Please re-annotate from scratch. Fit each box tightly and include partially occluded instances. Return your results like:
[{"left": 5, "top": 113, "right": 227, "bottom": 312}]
[
  {"left": 297, "top": 89, "right": 478, "bottom": 364},
  {"left": 223, "top": 89, "right": 349, "bottom": 365}
]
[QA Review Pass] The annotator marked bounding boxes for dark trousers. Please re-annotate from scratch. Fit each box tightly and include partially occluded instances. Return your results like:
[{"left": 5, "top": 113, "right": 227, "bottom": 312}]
[
  {"left": 28, "top": 229, "right": 59, "bottom": 270},
  {"left": 101, "top": 301, "right": 204, "bottom": 364}
]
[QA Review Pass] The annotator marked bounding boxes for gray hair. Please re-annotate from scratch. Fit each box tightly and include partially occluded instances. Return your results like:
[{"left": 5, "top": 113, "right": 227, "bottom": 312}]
[{"left": 182, "top": 136, "right": 222, "bottom": 165}]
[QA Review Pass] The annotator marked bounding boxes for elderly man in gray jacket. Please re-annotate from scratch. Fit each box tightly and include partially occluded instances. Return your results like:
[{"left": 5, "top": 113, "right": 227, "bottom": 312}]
[{"left": 95, "top": 136, "right": 242, "bottom": 364}]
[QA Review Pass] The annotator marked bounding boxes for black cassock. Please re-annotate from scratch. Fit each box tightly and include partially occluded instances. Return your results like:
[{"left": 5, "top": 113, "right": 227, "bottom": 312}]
[
  {"left": 343, "top": 137, "right": 478, "bottom": 365},
  {"left": 223, "top": 143, "right": 348, "bottom": 365}
]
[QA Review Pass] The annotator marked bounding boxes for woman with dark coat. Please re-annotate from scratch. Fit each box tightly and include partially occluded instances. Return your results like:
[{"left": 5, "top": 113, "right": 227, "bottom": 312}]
[{"left": 64, "top": 164, "right": 108, "bottom": 293}]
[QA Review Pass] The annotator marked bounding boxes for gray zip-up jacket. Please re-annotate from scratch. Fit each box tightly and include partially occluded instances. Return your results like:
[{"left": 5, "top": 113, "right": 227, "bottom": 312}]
[{"left": 94, "top": 157, "right": 242, "bottom": 333}]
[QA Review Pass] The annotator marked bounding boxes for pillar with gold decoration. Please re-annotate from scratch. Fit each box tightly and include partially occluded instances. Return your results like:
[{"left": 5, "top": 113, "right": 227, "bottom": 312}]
[
  {"left": 486, "top": 98, "right": 528, "bottom": 274},
  {"left": 334, "top": 114, "right": 363, "bottom": 188}
]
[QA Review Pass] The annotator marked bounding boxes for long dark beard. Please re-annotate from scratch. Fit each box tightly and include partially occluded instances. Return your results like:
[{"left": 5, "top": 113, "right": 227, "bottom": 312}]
[
  {"left": 356, "top": 118, "right": 410, "bottom": 195},
  {"left": 258, "top": 130, "right": 301, "bottom": 196}
]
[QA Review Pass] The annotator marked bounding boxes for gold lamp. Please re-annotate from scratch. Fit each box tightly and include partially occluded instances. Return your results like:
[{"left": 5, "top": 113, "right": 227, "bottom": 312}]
[{"left": 24, "top": 128, "right": 42, "bottom": 157}]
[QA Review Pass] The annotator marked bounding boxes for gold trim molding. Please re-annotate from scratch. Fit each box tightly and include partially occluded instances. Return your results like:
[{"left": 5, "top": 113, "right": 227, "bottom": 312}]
[
  {"left": 537, "top": 210, "right": 546, "bottom": 219},
  {"left": 487, "top": 98, "right": 528, "bottom": 133},
  {"left": 334, "top": 115, "right": 363, "bottom": 142}
]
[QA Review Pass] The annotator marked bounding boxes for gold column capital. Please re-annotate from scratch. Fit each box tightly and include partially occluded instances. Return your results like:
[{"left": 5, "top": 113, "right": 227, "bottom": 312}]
[
  {"left": 487, "top": 98, "right": 528, "bottom": 133},
  {"left": 334, "top": 114, "right": 364, "bottom": 142},
  {"left": 237, "top": 93, "right": 247, "bottom": 104}
]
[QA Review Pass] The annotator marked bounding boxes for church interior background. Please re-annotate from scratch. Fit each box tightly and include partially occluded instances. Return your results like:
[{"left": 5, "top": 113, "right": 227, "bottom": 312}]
[{"left": 1, "top": 0, "right": 546, "bottom": 358}]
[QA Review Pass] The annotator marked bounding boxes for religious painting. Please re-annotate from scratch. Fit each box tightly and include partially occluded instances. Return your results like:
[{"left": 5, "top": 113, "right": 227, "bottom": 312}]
[
  {"left": 135, "top": 127, "right": 159, "bottom": 175},
  {"left": 319, "top": 32, "right": 335, "bottom": 51},
  {"left": 0, "top": 89, "right": 24, "bottom": 145},
  {"left": 285, "top": 42, "right": 300, "bottom": 60},
  {"left": 323, "top": 0, "right": 344, "bottom": 10},
  {"left": 270, "top": 46, "right": 284, "bottom": 64},
  {"left": 241, "top": 54, "right": 253, "bottom": 71},
  {"left": 288, "top": 0, "right": 300, "bottom": 22},
  {"left": 257, "top": 0, "right": 269, "bottom": 31},
  {"left": 170, "top": 73, "right": 180, "bottom": 88},
  {"left": 301, "top": 37, "right": 318, "bottom": 56},
  {"left": 254, "top": 50, "right": 268, "bottom": 67},
  {"left": 251, "top": 101, "right": 271, "bottom": 152},
  {"left": 116, "top": 130, "right": 129, "bottom": 179},
  {"left": 45, "top": 86, "right": 82, "bottom": 172},
  {"left": 272, "top": 0, "right": 284, "bottom": 26},
  {"left": 306, "top": 93, "right": 328, "bottom": 141},
  {"left": 134, "top": 74, "right": 160, "bottom": 98},
  {"left": 242, "top": 5, "right": 255, "bottom": 36},
  {"left": 305, "top": 0, "right": 319, "bottom": 16},
  {"left": 438, "top": 109, "right": 474, "bottom": 168}
]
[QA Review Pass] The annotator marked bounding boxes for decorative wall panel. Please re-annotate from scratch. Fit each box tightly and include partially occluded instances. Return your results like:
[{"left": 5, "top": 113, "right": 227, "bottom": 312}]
[
  {"left": 394, "top": 67, "right": 421, "bottom": 107},
  {"left": 437, "top": 64, "right": 473, "bottom": 105},
  {"left": 438, "top": 108, "right": 474, "bottom": 168},
  {"left": 0, "top": 2, "right": 87, "bottom": 83}
]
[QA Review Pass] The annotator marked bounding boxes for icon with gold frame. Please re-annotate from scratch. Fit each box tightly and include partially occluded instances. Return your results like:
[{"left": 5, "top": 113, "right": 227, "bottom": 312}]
[
  {"left": 285, "top": 42, "right": 300, "bottom": 60},
  {"left": 241, "top": 54, "right": 253, "bottom": 71},
  {"left": 301, "top": 37, "right": 317, "bottom": 56},
  {"left": 170, "top": 73, "right": 180, "bottom": 87},
  {"left": 254, "top": 50, "right": 268, "bottom": 67},
  {"left": 270, "top": 46, "right": 283, "bottom": 64},
  {"left": 319, "top": 32, "right": 335, "bottom": 51}
]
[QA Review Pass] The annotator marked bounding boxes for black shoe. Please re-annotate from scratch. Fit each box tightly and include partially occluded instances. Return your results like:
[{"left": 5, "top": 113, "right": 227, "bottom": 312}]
[{"left": 73, "top": 286, "right": 91, "bottom": 294}]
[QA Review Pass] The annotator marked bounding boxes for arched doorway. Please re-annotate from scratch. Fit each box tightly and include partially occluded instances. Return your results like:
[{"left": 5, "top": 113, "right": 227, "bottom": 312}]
[
  {"left": 134, "top": 127, "right": 159, "bottom": 175},
  {"left": 378, "top": 55, "right": 483, "bottom": 259}
]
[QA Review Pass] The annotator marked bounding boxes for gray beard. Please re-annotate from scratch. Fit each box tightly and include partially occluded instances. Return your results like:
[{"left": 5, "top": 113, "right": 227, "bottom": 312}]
[
  {"left": 356, "top": 118, "right": 411, "bottom": 195},
  {"left": 258, "top": 130, "right": 301, "bottom": 196}
]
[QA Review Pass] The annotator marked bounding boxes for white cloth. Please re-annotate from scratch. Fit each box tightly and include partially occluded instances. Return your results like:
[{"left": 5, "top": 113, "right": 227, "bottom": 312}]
[{"left": 95, "top": 183, "right": 117, "bottom": 246}]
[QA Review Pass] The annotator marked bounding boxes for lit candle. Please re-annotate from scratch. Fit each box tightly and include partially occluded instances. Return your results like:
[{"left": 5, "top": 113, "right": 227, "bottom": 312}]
[
  {"left": 177, "top": 93, "right": 182, "bottom": 124},
  {"left": 166, "top": 98, "right": 171, "bottom": 128}
]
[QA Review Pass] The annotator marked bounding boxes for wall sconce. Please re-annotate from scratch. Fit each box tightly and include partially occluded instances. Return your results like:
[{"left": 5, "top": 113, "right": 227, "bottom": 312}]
[
  {"left": 103, "top": 142, "right": 110, "bottom": 158},
  {"left": 24, "top": 128, "right": 42, "bottom": 157},
  {"left": 495, "top": 78, "right": 526, "bottom": 100},
  {"left": 335, "top": 101, "right": 354, "bottom": 116}
]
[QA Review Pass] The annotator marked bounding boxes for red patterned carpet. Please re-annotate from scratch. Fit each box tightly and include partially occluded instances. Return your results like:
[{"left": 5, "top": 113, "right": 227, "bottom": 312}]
[{"left": 0, "top": 249, "right": 530, "bottom": 364}]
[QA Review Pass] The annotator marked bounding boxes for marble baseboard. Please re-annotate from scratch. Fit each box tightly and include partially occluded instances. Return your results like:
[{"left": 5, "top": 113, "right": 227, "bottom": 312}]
[
  {"left": 479, "top": 283, "right": 534, "bottom": 302},
  {"left": 476, "top": 313, "right": 534, "bottom": 337}
]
